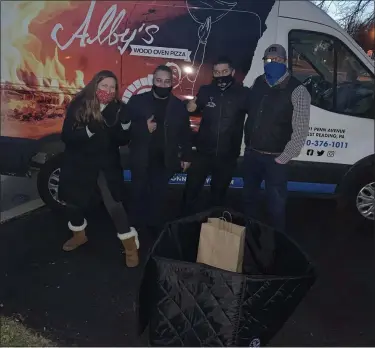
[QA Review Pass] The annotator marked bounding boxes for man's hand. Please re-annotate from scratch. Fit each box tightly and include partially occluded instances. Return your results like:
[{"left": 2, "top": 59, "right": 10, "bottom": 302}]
[
  {"left": 187, "top": 97, "right": 198, "bottom": 113},
  {"left": 147, "top": 115, "right": 157, "bottom": 133},
  {"left": 181, "top": 161, "right": 191, "bottom": 172},
  {"left": 275, "top": 158, "right": 286, "bottom": 164}
]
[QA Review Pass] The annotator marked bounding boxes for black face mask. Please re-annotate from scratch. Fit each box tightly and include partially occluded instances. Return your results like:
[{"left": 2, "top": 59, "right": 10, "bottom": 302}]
[
  {"left": 213, "top": 75, "right": 234, "bottom": 90},
  {"left": 153, "top": 85, "right": 172, "bottom": 99}
]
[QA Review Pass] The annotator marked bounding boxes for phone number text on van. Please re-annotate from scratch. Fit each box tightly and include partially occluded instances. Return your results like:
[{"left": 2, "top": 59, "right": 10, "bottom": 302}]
[{"left": 305, "top": 140, "right": 348, "bottom": 149}]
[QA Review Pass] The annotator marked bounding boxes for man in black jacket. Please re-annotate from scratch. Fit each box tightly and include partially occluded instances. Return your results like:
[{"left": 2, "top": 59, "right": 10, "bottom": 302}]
[
  {"left": 127, "top": 65, "right": 192, "bottom": 234},
  {"left": 182, "top": 57, "right": 249, "bottom": 214},
  {"left": 243, "top": 44, "right": 311, "bottom": 232}
]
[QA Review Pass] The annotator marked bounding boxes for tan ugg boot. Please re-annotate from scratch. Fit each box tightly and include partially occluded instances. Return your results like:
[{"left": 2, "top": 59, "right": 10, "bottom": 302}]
[
  {"left": 63, "top": 220, "right": 88, "bottom": 251},
  {"left": 118, "top": 227, "right": 140, "bottom": 267}
]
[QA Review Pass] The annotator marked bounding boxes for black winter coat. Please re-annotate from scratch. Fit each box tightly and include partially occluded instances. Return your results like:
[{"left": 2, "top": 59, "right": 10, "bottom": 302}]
[
  {"left": 59, "top": 98, "right": 130, "bottom": 209},
  {"left": 194, "top": 82, "right": 249, "bottom": 158},
  {"left": 126, "top": 91, "right": 193, "bottom": 174}
]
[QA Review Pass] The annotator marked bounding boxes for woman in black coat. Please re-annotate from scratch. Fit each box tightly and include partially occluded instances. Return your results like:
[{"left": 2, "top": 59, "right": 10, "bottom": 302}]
[{"left": 59, "top": 70, "right": 139, "bottom": 267}]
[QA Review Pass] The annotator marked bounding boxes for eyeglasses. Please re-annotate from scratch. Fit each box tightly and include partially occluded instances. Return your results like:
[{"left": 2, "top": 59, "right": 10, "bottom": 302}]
[{"left": 263, "top": 57, "right": 286, "bottom": 63}]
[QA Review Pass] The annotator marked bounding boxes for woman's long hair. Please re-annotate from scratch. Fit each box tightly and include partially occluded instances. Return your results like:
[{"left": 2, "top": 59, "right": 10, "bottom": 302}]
[{"left": 71, "top": 70, "right": 120, "bottom": 126}]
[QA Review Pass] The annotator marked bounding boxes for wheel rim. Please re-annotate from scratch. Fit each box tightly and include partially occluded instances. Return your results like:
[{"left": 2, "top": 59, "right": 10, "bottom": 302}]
[
  {"left": 356, "top": 182, "right": 375, "bottom": 220},
  {"left": 48, "top": 168, "right": 65, "bottom": 205}
]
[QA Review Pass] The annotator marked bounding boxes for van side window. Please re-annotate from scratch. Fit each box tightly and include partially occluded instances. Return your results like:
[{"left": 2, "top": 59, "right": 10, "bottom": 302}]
[{"left": 289, "top": 30, "right": 374, "bottom": 119}]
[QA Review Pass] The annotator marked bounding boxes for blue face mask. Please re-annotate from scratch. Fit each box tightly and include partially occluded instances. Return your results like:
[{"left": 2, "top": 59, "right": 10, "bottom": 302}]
[{"left": 264, "top": 61, "right": 287, "bottom": 85}]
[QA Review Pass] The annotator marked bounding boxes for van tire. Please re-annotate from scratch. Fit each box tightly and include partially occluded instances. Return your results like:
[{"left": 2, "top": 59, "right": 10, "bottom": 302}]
[
  {"left": 37, "top": 154, "right": 66, "bottom": 212},
  {"left": 340, "top": 167, "right": 374, "bottom": 228}
]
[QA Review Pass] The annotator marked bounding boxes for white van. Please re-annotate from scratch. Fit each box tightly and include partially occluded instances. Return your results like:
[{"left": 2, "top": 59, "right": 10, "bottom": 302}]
[{"left": 1, "top": 0, "right": 374, "bottom": 225}]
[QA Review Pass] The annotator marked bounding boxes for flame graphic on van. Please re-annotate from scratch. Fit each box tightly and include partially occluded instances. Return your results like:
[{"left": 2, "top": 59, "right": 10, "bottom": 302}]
[{"left": 0, "top": 1, "right": 85, "bottom": 137}]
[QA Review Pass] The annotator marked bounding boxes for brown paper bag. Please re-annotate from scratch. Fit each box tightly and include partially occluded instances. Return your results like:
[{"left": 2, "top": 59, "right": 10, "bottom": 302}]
[{"left": 196, "top": 217, "right": 246, "bottom": 273}]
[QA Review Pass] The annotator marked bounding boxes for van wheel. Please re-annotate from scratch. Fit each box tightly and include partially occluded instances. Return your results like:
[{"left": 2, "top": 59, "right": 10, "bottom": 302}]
[
  {"left": 37, "top": 154, "right": 66, "bottom": 212},
  {"left": 356, "top": 181, "right": 375, "bottom": 221},
  {"left": 341, "top": 168, "right": 374, "bottom": 228}
]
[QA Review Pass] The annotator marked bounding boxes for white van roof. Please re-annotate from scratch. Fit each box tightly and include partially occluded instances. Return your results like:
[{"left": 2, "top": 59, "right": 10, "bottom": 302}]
[
  {"left": 279, "top": 0, "right": 341, "bottom": 31},
  {"left": 278, "top": 0, "right": 375, "bottom": 69}
]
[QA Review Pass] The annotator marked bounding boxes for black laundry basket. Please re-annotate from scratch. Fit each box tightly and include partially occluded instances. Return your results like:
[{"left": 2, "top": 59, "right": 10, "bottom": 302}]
[{"left": 138, "top": 208, "right": 316, "bottom": 347}]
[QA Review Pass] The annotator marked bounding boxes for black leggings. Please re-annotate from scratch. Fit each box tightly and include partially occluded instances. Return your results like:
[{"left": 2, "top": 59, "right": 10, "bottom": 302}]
[{"left": 66, "top": 171, "right": 130, "bottom": 235}]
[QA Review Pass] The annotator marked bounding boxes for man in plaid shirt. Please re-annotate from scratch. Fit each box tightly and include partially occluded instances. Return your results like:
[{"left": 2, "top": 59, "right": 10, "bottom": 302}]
[{"left": 243, "top": 44, "right": 311, "bottom": 232}]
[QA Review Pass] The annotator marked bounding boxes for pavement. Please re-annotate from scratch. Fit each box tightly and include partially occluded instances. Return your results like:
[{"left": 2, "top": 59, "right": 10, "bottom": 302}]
[{"left": 0, "top": 187, "right": 374, "bottom": 347}]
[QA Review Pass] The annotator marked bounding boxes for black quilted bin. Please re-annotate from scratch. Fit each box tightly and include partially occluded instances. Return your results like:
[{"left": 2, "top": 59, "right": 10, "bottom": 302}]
[{"left": 138, "top": 208, "right": 316, "bottom": 347}]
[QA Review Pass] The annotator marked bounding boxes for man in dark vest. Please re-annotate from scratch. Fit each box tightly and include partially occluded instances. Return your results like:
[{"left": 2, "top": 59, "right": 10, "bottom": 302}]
[{"left": 243, "top": 44, "right": 311, "bottom": 232}]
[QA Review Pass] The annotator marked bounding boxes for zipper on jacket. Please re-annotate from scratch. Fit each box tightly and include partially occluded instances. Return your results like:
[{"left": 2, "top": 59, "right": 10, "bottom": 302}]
[
  {"left": 250, "top": 95, "right": 267, "bottom": 147},
  {"left": 164, "top": 119, "right": 168, "bottom": 147},
  {"left": 163, "top": 117, "right": 169, "bottom": 167},
  {"left": 215, "top": 93, "right": 223, "bottom": 157},
  {"left": 164, "top": 100, "right": 170, "bottom": 151}
]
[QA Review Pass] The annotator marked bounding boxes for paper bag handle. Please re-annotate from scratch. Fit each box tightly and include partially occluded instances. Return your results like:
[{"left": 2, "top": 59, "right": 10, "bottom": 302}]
[
  {"left": 222, "top": 211, "right": 233, "bottom": 223},
  {"left": 219, "top": 211, "right": 233, "bottom": 232}
]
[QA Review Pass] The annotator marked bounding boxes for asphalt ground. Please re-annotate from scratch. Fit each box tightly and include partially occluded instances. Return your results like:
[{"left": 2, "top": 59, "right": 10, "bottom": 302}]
[{"left": 0, "top": 186, "right": 374, "bottom": 347}]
